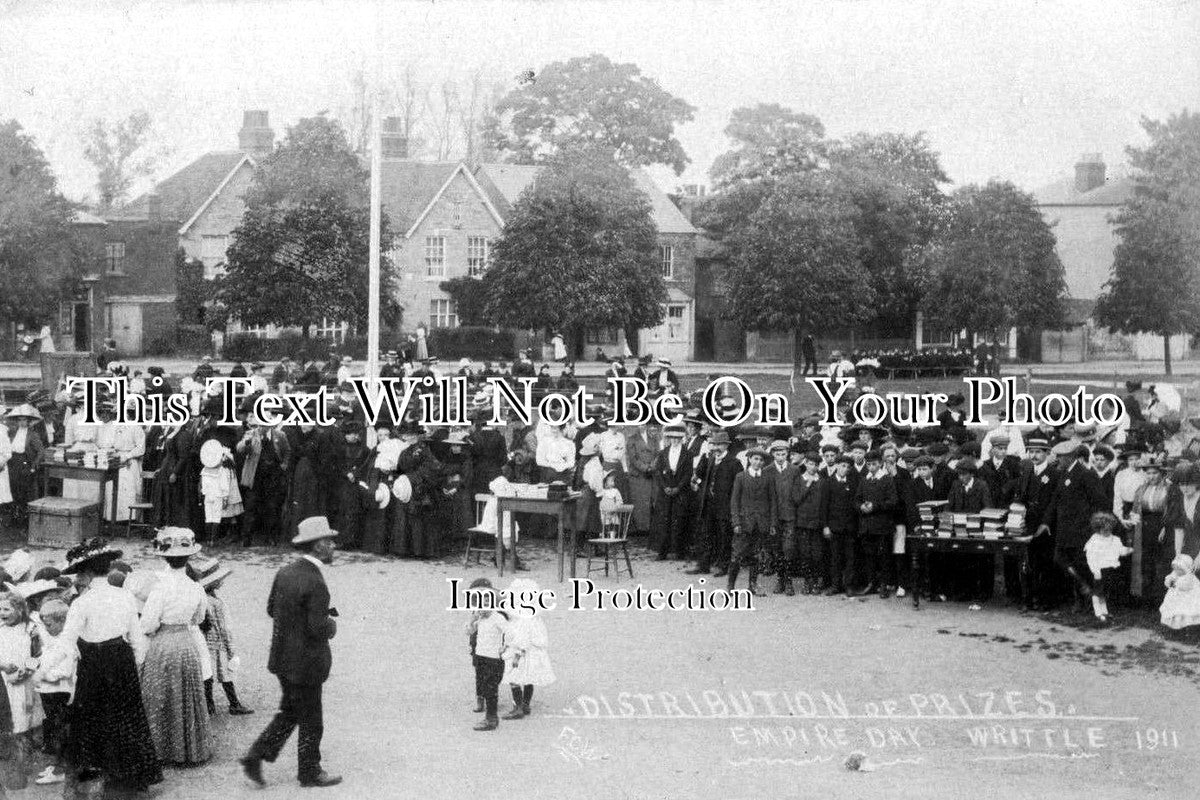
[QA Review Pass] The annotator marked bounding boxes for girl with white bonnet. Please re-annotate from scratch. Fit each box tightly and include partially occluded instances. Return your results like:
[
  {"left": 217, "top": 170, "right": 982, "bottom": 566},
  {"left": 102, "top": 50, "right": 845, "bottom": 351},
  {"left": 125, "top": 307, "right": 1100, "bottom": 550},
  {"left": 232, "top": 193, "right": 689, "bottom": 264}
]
[{"left": 501, "top": 577, "right": 556, "bottom": 719}]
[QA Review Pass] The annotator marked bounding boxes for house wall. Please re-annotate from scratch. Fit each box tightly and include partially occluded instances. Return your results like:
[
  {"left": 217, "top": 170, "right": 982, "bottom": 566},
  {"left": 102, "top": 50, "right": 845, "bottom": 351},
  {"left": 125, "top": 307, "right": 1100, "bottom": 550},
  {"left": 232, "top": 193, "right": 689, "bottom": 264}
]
[
  {"left": 390, "top": 169, "right": 505, "bottom": 333},
  {"left": 180, "top": 162, "right": 255, "bottom": 266},
  {"left": 636, "top": 231, "right": 697, "bottom": 364},
  {"left": 1039, "top": 204, "right": 1120, "bottom": 301},
  {"left": 96, "top": 219, "right": 181, "bottom": 356}
]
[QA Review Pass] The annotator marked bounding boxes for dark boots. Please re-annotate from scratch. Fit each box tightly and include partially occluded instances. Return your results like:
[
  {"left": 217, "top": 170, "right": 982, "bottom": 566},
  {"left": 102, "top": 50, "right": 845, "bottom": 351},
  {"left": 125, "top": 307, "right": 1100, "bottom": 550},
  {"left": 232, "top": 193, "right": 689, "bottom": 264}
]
[
  {"left": 222, "top": 681, "right": 254, "bottom": 715},
  {"left": 726, "top": 564, "right": 741, "bottom": 591},
  {"left": 503, "top": 686, "right": 527, "bottom": 720},
  {"left": 204, "top": 679, "right": 216, "bottom": 716}
]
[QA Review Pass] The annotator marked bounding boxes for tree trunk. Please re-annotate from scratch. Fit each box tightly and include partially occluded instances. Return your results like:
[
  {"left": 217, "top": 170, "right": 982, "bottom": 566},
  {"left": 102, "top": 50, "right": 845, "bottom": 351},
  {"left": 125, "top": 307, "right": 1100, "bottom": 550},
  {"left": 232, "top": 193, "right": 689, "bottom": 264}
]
[
  {"left": 793, "top": 328, "right": 804, "bottom": 369},
  {"left": 1163, "top": 332, "right": 1173, "bottom": 376},
  {"left": 302, "top": 324, "right": 310, "bottom": 340}
]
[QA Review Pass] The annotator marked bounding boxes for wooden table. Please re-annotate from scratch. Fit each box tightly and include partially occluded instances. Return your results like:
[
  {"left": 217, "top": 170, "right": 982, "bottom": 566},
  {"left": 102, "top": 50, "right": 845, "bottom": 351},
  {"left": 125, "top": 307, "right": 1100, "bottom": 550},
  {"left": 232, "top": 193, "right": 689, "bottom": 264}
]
[
  {"left": 40, "top": 461, "right": 121, "bottom": 527},
  {"left": 907, "top": 534, "right": 1034, "bottom": 610},
  {"left": 496, "top": 493, "right": 580, "bottom": 582}
]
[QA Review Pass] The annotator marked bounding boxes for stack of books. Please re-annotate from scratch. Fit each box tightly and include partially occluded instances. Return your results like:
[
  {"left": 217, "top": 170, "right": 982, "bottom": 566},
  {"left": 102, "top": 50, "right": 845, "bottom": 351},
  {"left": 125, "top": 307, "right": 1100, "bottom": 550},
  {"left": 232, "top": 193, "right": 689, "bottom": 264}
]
[
  {"left": 917, "top": 500, "right": 948, "bottom": 535},
  {"left": 1005, "top": 503, "right": 1028, "bottom": 536},
  {"left": 936, "top": 511, "right": 954, "bottom": 538},
  {"left": 979, "top": 508, "right": 1008, "bottom": 539}
]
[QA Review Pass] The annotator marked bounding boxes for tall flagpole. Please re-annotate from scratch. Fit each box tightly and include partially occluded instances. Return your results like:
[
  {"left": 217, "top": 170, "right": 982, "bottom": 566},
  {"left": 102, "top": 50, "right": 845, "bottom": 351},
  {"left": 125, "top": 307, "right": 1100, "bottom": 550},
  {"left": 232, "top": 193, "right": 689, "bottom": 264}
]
[{"left": 366, "top": 4, "right": 382, "bottom": 384}]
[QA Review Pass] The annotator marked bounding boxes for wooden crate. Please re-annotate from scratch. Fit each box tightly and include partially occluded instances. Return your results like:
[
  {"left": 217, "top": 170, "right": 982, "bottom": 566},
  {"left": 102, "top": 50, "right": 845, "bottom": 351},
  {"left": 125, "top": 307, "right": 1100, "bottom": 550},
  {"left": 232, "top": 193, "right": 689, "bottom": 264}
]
[{"left": 27, "top": 498, "right": 99, "bottom": 548}]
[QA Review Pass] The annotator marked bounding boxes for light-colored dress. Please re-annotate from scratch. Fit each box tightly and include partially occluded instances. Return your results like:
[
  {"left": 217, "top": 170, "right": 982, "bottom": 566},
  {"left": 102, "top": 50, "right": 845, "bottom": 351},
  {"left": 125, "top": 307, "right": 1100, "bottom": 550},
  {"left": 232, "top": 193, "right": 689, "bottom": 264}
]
[
  {"left": 0, "top": 621, "right": 42, "bottom": 733},
  {"left": 139, "top": 568, "right": 212, "bottom": 765},
  {"left": 503, "top": 614, "right": 556, "bottom": 687},
  {"left": 1161, "top": 571, "right": 1200, "bottom": 629},
  {"left": 97, "top": 423, "right": 145, "bottom": 522},
  {"left": 0, "top": 426, "right": 12, "bottom": 505}
]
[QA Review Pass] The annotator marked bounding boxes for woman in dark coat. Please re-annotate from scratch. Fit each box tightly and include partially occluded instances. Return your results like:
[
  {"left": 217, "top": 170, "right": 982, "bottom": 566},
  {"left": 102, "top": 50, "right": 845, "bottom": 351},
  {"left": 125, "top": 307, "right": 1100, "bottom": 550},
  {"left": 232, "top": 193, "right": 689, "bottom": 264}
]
[
  {"left": 283, "top": 426, "right": 324, "bottom": 540},
  {"left": 388, "top": 426, "right": 442, "bottom": 558}
]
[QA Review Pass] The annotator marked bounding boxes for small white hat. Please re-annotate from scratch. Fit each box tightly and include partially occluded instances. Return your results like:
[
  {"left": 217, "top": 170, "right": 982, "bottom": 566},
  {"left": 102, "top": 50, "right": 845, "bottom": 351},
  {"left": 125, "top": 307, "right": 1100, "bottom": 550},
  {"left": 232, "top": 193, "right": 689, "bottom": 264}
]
[{"left": 292, "top": 516, "right": 338, "bottom": 545}]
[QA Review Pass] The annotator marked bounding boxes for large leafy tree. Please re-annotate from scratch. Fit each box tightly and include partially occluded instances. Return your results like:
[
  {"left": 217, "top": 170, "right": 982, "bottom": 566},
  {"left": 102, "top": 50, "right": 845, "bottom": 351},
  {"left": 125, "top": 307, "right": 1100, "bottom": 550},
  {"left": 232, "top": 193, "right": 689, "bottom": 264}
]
[
  {"left": 1095, "top": 111, "right": 1200, "bottom": 375},
  {"left": 82, "top": 111, "right": 160, "bottom": 212},
  {"left": 829, "top": 132, "right": 948, "bottom": 334},
  {"left": 718, "top": 172, "right": 876, "bottom": 345},
  {"left": 217, "top": 116, "right": 399, "bottom": 337},
  {"left": 0, "top": 120, "right": 83, "bottom": 330},
  {"left": 439, "top": 276, "right": 489, "bottom": 326},
  {"left": 921, "top": 180, "right": 1066, "bottom": 340},
  {"left": 482, "top": 150, "right": 666, "bottom": 354},
  {"left": 485, "top": 54, "right": 696, "bottom": 174},
  {"left": 709, "top": 103, "right": 827, "bottom": 190}
]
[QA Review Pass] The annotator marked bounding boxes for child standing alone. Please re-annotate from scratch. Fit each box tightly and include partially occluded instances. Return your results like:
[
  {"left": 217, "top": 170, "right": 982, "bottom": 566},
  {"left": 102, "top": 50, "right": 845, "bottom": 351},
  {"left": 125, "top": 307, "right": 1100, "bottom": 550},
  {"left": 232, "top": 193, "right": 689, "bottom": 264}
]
[
  {"left": 1085, "top": 512, "right": 1134, "bottom": 623},
  {"left": 31, "top": 599, "right": 74, "bottom": 786}
]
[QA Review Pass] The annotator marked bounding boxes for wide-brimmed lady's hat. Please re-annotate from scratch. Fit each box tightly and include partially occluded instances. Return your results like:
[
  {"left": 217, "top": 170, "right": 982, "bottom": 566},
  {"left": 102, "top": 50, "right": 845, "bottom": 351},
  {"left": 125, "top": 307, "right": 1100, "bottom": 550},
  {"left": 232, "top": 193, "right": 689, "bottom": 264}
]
[
  {"left": 62, "top": 538, "right": 123, "bottom": 575},
  {"left": 5, "top": 579, "right": 59, "bottom": 603},
  {"left": 3, "top": 550, "right": 33, "bottom": 583},
  {"left": 154, "top": 527, "right": 202, "bottom": 558},
  {"left": 5, "top": 404, "right": 41, "bottom": 422}
]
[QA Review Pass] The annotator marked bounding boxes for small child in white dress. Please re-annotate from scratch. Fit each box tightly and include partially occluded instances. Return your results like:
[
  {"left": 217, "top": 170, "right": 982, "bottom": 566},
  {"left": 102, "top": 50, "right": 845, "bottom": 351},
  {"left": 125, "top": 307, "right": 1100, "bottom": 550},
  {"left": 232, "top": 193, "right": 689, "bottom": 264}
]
[
  {"left": 598, "top": 471, "right": 624, "bottom": 537},
  {"left": 1160, "top": 554, "right": 1200, "bottom": 629},
  {"left": 1084, "top": 512, "right": 1133, "bottom": 622},
  {"left": 501, "top": 578, "right": 555, "bottom": 719}
]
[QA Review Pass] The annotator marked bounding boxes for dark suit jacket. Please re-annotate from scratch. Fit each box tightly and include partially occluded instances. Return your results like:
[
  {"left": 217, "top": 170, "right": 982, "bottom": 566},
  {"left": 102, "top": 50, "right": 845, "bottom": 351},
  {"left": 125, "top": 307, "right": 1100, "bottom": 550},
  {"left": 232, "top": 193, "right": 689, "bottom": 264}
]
[
  {"left": 267, "top": 558, "right": 337, "bottom": 686},
  {"left": 1013, "top": 461, "right": 1059, "bottom": 527},
  {"left": 855, "top": 471, "right": 898, "bottom": 536},
  {"left": 652, "top": 445, "right": 692, "bottom": 495},
  {"left": 978, "top": 455, "right": 1021, "bottom": 507},
  {"left": 730, "top": 470, "right": 774, "bottom": 532},
  {"left": 1041, "top": 461, "right": 1106, "bottom": 549},
  {"left": 791, "top": 472, "right": 826, "bottom": 530},
  {"left": 908, "top": 474, "right": 950, "bottom": 529},
  {"left": 948, "top": 478, "right": 992, "bottom": 513},
  {"left": 695, "top": 452, "right": 742, "bottom": 521},
  {"left": 820, "top": 475, "right": 859, "bottom": 533}
]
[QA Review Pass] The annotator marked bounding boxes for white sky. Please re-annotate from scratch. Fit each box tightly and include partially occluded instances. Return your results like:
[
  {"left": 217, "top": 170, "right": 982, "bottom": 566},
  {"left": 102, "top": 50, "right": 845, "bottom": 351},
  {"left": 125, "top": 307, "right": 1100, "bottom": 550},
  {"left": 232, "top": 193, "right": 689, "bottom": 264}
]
[{"left": 1, "top": 0, "right": 1198, "bottom": 202}]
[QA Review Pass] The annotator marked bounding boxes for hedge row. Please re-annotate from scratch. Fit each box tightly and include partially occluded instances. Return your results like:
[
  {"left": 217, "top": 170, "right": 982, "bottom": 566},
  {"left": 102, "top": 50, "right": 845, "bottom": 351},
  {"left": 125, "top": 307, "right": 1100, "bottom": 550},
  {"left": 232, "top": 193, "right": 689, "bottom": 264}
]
[{"left": 218, "top": 327, "right": 517, "bottom": 362}]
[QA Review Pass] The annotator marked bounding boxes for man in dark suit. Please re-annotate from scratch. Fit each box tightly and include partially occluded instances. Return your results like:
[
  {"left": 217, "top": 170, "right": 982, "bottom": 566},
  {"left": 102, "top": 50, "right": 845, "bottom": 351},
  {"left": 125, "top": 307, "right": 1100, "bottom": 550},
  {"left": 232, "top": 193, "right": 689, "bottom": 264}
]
[
  {"left": 241, "top": 517, "right": 341, "bottom": 789},
  {"left": 977, "top": 434, "right": 1021, "bottom": 507},
  {"left": 686, "top": 430, "right": 742, "bottom": 577},
  {"left": 820, "top": 455, "right": 859, "bottom": 595},
  {"left": 652, "top": 425, "right": 693, "bottom": 560},
  {"left": 1014, "top": 436, "right": 1061, "bottom": 607},
  {"left": 1037, "top": 443, "right": 1107, "bottom": 610},
  {"left": 729, "top": 447, "right": 774, "bottom": 596}
]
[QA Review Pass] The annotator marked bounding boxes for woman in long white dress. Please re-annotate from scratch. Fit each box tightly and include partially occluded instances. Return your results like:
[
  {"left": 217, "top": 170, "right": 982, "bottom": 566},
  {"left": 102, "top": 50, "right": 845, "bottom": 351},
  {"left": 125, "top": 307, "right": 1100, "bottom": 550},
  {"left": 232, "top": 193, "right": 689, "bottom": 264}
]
[
  {"left": 0, "top": 411, "right": 12, "bottom": 509},
  {"left": 95, "top": 405, "right": 145, "bottom": 523}
]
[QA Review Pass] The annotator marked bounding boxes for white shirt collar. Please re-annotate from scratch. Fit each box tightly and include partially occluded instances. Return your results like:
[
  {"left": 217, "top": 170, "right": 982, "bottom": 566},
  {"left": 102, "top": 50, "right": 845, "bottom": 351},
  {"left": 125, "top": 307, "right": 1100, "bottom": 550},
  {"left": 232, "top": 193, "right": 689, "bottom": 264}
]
[{"left": 302, "top": 554, "right": 325, "bottom": 574}]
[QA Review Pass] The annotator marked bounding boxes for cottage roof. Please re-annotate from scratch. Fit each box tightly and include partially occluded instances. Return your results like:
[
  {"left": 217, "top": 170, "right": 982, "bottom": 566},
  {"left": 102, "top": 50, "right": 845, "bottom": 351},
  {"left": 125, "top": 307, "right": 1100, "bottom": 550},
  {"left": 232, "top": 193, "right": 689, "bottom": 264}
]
[
  {"left": 71, "top": 210, "right": 107, "bottom": 226},
  {"left": 116, "top": 151, "right": 252, "bottom": 229},
  {"left": 1033, "top": 174, "right": 1137, "bottom": 207},
  {"left": 475, "top": 162, "right": 697, "bottom": 234},
  {"left": 378, "top": 161, "right": 463, "bottom": 234}
]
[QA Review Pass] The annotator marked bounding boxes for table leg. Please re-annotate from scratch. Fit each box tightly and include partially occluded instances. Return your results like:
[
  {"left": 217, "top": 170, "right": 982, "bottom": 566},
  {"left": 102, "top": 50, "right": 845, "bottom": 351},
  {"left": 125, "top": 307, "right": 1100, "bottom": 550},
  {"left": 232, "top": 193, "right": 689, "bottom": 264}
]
[
  {"left": 111, "top": 473, "right": 120, "bottom": 529},
  {"left": 570, "top": 519, "right": 578, "bottom": 580},
  {"left": 1020, "top": 548, "right": 1033, "bottom": 611},
  {"left": 497, "top": 509, "right": 506, "bottom": 578},
  {"left": 557, "top": 513, "right": 565, "bottom": 584},
  {"left": 911, "top": 547, "right": 921, "bottom": 609}
]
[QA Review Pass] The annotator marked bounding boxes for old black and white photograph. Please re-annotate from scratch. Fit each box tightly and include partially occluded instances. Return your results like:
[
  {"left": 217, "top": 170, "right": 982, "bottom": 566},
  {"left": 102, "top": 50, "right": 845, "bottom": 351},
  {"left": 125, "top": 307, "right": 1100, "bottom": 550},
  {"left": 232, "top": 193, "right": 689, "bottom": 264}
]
[{"left": 1, "top": 0, "right": 1199, "bottom": 797}]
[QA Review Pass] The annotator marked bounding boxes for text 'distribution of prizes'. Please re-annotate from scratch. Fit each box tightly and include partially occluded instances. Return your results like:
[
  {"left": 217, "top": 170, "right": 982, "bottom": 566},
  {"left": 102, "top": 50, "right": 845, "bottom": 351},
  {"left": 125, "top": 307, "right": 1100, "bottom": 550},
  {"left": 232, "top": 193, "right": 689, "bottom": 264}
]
[{"left": 547, "top": 688, "right": 1182, "bottom": 770}]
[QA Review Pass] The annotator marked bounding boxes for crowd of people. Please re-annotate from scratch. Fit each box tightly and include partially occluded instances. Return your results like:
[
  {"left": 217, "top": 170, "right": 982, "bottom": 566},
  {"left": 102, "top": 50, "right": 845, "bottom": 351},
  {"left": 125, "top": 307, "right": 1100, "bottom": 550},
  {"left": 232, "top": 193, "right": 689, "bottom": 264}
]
[
  {"left": 0, "top": 528, "right": 252, "bottom": 793},
  {"left": 1, "top": 357, "right": 1198, "bottom": 625}
]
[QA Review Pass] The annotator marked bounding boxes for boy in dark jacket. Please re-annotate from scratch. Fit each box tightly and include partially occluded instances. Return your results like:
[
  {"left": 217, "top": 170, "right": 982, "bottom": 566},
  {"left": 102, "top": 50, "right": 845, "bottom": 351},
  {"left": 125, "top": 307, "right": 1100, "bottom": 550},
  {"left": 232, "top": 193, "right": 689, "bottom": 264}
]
[
  {"left": 820, "top": 455, "right": 859, "bottom": 596},
  {"left": 792, "top": 451, "right": 827, "bottom": 594},
  {"left": 855, "top": 449, "right": 898, "bottom": 597},
  {"left": 729, "top": 447, "right": 774, "bottom": 596}
]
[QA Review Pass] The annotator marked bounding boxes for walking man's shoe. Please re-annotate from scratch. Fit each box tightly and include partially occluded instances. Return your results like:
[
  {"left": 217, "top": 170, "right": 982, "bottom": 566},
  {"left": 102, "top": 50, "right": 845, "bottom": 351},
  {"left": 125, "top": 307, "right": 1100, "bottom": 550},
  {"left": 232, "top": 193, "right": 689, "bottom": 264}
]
[
  {"left": 239, "top": 756, "right": 265, "bottom": 788},
  {"left": 300, "top": 772, "right": 343, "bottom": 788}
]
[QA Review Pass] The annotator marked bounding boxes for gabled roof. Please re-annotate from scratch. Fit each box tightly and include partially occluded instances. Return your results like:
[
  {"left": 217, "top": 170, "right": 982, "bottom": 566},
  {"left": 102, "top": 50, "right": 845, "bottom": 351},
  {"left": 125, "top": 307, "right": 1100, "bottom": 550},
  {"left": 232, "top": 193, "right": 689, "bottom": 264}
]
[
  {"left": 115, "top": 151, "right": 253, "bottom": 230},
  {"left": 378, "top": 161, "right": 462, "bottom": 235},
  {"left": 1034, "top": 174, "right": 1137, "bottom": 207},
  {"left": 71, "top": 210, "right": 107, "bottom": 226},
  {"left": 390, "top": 162, "right": 505, "bottom": 239},
  {"left": 475, "top": 162, "right": 697, "bottom": 234}
]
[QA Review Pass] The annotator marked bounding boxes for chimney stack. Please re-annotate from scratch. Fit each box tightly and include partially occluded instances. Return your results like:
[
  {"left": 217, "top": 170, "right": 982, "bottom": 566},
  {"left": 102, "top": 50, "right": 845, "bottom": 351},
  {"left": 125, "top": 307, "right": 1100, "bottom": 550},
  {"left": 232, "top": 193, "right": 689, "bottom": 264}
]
[
  {"left": 238, "top": 110, "right": 275, "bottom": 158},
  {"left": 145, "top": 192, "right": 162, "bottom": 221},
  {"left": 1074, "top": 153, "right": 1106, "bottom": 194},
  {"left": 380, "top": 117, "right": 408, "bottom": 160}
]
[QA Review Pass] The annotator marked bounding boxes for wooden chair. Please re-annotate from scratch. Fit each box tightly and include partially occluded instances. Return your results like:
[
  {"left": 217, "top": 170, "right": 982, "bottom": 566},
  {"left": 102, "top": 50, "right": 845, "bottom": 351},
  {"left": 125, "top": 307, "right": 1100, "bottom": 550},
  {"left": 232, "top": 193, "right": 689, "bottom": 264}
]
[
  {"left": 586, "top": 504, "right": 634, "bottom": 580},
  {"left": 126, "top": 502, "right": 155, "bottom": 538},
  {"left": 464, "top": 493, "right": 499, "bottom": 567}
]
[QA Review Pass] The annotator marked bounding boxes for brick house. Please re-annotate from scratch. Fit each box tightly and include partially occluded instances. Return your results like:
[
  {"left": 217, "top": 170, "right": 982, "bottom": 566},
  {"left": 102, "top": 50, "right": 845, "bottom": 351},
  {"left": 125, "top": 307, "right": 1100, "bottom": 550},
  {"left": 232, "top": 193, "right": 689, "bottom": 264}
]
[{"left": 55, "top": 207, "right": 181, "bottom": 357}]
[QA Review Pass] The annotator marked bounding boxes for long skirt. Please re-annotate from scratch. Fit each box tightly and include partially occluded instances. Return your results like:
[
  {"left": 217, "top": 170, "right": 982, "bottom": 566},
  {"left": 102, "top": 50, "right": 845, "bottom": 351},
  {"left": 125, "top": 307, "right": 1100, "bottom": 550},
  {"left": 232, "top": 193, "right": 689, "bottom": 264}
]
[
  {"left": 139, "top": 625, "right": 212, "bottom": 766},
  {"left": 628, "top": 475, "right": 653, "bottom": 533},
  {"left": 6, "top": 453, "right": 37, "bottom": 511},
  {"left": 104, "top": 460, "right": 142, "bottom": 523},
  {"left": 67, "top": 638, "right": 163, "bottom": 788}
]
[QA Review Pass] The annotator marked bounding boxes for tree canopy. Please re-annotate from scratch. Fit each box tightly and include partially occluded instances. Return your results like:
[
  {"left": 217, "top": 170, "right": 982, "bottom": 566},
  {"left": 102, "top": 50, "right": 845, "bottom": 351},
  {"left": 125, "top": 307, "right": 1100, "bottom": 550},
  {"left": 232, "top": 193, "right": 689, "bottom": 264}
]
[
  {"left": 1095, "top": 111, "right": 1200, "bottom": 374},
  {"left": 709, "top": 103, "right": 827, "bottom": 190},
  {"left": 82, "top": 111, "right": 160, "bottom": 212},
  {"left": 485, "top": 54, "right": 696, "bottom": 175},
  {"left": 717, "top": 171, "right": 875, "bottom": 335},
  {"left": 217, "top": 116, "right": 399, "bottom": 336},
  {"left": 921, "top": 180, "right": 1066, "bottom": 337},
  {"left": 0, "top": 120, "right": 82, "bottom": 328},
  {"left": 482, "top": 152, "right": 666, "bottom": 342}
]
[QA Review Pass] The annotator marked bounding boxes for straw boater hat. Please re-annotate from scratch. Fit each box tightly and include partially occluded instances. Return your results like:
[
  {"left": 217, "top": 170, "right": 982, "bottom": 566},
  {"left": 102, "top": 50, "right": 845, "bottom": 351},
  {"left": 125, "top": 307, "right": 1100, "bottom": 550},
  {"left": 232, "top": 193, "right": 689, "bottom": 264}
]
[
  {"left": 154, "top": 527, "right": 202, "bottom": 558},
  {"left": 392, "top": 475, "right": 413, "bottom": 503},
  {"left": 5, "top": 404, "right": 41, "bottom": 422},
  {"left": 61, "top": 538, "right": 124, "bottom": 575},
  {"left": 292, "top": 516, "right": 339, "bottom": 545},
  {"left": 189, "top": 555, "right": 233, "bottom": 589}
]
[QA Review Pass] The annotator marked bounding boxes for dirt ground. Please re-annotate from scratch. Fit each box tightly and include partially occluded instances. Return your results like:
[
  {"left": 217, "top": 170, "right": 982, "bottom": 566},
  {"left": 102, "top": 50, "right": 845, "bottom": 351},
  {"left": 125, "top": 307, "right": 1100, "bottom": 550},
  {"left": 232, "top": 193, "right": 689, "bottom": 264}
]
[{"left": 0, "top": 532, "right": 1195, "bottom": 800}]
